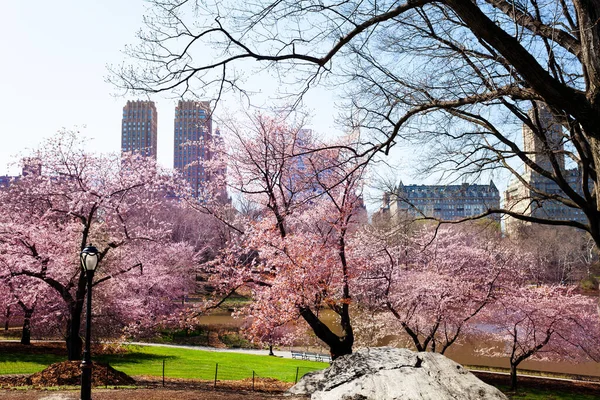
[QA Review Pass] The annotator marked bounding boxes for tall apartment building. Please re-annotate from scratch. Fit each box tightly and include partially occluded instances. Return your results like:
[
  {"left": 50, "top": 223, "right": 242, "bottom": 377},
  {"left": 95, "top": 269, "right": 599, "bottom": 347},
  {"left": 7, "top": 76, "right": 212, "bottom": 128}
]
[
  {"left": 121, "top": 101, "right": 158, "bottom": 159},
  {"left": 173, "top": 100, "right": 226, "bottom": 199},
  {"left": 504, "top": 104, "right": 586, "bottom": 233},
  {"left": 381, "top": 181, "right": 500, "bottom": 221}
]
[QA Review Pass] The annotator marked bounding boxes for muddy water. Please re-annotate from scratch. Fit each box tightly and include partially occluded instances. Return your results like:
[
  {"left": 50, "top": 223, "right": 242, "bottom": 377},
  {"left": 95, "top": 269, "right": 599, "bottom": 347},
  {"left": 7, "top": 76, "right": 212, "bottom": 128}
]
[
  {"left": 197, "top": 310, "right": 600, "bottom": 378},
  {"left": 197, "top": 311, "right": 244, "bottom": 328}
]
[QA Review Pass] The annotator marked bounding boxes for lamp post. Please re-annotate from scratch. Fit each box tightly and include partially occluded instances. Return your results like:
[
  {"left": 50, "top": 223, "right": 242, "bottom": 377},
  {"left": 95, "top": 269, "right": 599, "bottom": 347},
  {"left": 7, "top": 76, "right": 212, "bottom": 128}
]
[{"left": 80, "top": 245, "right": 99, "bottom": 400}]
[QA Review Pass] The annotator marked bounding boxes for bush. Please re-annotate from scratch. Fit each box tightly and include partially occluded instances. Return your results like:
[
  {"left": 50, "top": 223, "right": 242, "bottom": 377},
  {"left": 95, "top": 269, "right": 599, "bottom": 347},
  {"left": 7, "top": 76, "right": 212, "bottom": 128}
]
[
  {"left": 219, "top": 332, "right": 254, "bottom": 349},
  {"left": 153, "top": 328, "right": 210, "bottom": 345},
  {"left": 579, "top": 276, "right": 599, "bottom": 291}
]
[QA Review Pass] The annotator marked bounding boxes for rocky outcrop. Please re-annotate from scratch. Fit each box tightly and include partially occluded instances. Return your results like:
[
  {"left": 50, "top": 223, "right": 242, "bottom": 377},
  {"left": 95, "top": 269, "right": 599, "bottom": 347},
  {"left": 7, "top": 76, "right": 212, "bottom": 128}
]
[{"left": 287, "top": 347, "right": 508, "bottom": 400}]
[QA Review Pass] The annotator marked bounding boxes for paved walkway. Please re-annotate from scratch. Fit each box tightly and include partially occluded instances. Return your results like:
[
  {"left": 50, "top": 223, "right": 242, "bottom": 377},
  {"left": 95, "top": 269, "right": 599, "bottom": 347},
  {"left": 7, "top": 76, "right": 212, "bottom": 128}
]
[
  {"left": 125, "top": 341, "right": 293, "bottom": 358},
  {"left": 0, "top": 339, "right": 295, "bottom": 359}
]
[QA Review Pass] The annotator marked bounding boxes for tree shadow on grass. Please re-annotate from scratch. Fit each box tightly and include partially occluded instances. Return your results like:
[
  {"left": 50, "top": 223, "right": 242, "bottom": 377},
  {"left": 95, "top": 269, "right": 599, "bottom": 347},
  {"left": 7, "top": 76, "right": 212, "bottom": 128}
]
[
  {"left": 96, "top": 352, "right": 177, "bottom": 365},
  {"left": 0, "top": 342, "right": 66, "bottom": 356},
  {"left": 0, "top": 353, "right": 65, "bottom": 364}
]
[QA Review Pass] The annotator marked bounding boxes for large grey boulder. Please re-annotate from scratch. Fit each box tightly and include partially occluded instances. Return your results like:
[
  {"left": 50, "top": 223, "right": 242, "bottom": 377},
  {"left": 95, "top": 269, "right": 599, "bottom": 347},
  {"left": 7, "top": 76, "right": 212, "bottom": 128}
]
[{"left": 287, "top": 347, "right": 507, "bottom": 400}]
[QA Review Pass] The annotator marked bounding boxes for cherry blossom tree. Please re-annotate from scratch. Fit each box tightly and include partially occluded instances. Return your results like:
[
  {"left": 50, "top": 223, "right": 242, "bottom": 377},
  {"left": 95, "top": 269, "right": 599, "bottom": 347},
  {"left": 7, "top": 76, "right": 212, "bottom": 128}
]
[
  {"left": 238, "top": 298, "right": 303, "bottom": 355},
  {"left": 476, "top": 285, "right": 600, "bottom": 390},
  {"left": 203, "top": 114, "right": 368, "bottom": 359},
  {"left": 0, "top": 131, "right": 196, "bottom": 359},
  {"left": 353, "top": 223, "right": 529, "bottom": 354},
  {"left": 0, "top": 276, "right": 60, "bottom": 345}
]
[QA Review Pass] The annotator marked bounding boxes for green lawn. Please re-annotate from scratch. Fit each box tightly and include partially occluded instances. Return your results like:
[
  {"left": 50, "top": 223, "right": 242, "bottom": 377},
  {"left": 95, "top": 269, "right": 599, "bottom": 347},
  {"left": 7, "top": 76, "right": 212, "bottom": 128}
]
[
  {"left": 95, "top": 345, "right": 326, "bottom": 382},
  {"left": 0, "top": 344, "right": 326, "bottom": 382},
  {"left": 503, "top": 386, "right": 599, "bottom": 400},
  {"left": 0, "top": 352, "right": 65, "bottom": 375}
]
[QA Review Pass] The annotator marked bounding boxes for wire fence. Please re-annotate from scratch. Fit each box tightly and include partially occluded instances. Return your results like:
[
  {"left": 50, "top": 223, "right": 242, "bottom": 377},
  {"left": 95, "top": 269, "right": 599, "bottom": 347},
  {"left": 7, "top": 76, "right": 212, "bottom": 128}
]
[
  {"left": 0, "top": 357, "right": 324, "bottom": 391},
  {"left": 124, "top": 358, "right": 322, "bottom": 388}
]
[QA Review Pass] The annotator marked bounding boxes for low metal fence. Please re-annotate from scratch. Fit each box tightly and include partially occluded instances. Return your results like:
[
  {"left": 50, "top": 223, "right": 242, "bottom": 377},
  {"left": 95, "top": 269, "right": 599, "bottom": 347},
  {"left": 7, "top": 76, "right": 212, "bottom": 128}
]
[
  {"left": 134, "top": 359, "right": 322, "bottom": 388},
  {"left": 0, "top": 358, "right": 323, "bottom": 391}
]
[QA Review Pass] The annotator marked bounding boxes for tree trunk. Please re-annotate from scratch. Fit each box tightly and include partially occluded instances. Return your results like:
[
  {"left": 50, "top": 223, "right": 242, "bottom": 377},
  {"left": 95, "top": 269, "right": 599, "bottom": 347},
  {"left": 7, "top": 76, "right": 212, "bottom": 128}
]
[
  {"left": 4, "top": 306, "right": 10, "bottom": 331},
  {"left": 20, "top": 309, "right": 33, "bottom": 345},
  {"left": 509, "top": 363, "right": 518, "bottom": 391},
  {"left": 574, "top": 0, "right": 600, "bottom": 106},
  {"left": 329, "top": 340, "right": 353, "bottom": 360},
  {"left": 66, "top": 298, "right": 84, "bottom": 360},
  {"left": 299, "top": 306, "right": 353, "bottom": 360},
  {"left": 64, "top": 270, "right": 88, "bottom": 361},
  {"left": 585, "top": 137, "right": 600, "bottom": 246}
]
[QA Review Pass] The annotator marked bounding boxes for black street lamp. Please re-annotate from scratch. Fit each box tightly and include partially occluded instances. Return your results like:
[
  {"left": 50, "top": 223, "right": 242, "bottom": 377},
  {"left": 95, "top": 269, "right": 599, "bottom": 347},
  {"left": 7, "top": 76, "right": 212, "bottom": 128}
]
[{"left": 80, "top": 245, "right": 99, "bottom": 400}]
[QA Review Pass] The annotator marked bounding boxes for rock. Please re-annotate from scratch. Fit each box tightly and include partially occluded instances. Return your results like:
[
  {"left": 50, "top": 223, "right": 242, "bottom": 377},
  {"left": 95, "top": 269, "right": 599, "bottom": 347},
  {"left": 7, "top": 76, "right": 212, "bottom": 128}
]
[{"left": 287, "top": 347, "right": 508, "bottom": 400}]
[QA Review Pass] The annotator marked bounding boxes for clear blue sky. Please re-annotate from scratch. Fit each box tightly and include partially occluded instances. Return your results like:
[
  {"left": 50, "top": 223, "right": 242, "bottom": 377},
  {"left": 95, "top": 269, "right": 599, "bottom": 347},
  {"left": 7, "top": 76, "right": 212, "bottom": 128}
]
[
  {"left": 0, "top": 0, "right": 340, "bottom": 176},
  {"left": 0, "top": 1, "right": 146, "bottom": 174}
]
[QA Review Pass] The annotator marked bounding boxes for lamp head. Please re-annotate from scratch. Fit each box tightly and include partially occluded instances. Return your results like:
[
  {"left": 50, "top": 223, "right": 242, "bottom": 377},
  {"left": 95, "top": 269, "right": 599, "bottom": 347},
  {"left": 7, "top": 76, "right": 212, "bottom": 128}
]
[{"left": 80, "top": 245, "right": 99, "bottom": 272}]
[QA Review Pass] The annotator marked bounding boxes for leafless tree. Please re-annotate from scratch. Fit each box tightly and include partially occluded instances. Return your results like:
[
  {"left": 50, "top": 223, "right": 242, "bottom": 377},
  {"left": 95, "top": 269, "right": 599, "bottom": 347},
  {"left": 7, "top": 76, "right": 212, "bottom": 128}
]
[
  {"left": 112, "top": 0, "right": 600, "bottom": 244},
  {"left": 514, "top": 225, "right": 598, "bottom": 284}
]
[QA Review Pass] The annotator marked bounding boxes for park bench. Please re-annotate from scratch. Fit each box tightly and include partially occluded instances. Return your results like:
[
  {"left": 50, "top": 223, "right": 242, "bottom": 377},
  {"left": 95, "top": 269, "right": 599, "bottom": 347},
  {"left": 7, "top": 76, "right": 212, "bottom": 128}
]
[{"left": 290, "top": 350, "right": 332, "bottom": 363}]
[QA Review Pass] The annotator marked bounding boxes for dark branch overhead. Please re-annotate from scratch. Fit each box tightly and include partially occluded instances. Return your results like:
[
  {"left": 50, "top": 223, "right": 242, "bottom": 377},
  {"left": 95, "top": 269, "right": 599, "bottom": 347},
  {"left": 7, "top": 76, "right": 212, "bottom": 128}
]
[{"left": 113, "top": 0, "right": 600, "bottom": 245}]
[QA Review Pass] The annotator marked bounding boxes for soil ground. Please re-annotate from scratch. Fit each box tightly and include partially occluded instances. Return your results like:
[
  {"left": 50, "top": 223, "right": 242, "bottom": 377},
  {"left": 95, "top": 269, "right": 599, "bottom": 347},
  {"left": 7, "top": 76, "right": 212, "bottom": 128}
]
[
  {"left": 0, "top": 374, "right": 307, "bottom": 400},
  {"left": 0, "top": 388, "right": 308, "bottom": 399}
]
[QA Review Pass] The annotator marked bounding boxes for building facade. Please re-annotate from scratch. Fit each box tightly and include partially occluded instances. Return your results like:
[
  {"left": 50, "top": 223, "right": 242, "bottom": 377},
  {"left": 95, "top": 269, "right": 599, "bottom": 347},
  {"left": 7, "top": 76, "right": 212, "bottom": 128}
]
[
  {"left": 0, "top": 175, "right": 12, "bottom": 188},
  {"left": 0, "top": 158, "right": 43, "bottom": 188},
  {"left": 504, "top": 105, "right": 587, "bottom": 233},
  {"left": 381, "top": 181, "right": 500, "bottom": 221},
  {"left": 173, "top": 100, "right": 225, "bottom": 199},
  {"left": 121, "top": 100, "right": 158, "bottom": 159}
]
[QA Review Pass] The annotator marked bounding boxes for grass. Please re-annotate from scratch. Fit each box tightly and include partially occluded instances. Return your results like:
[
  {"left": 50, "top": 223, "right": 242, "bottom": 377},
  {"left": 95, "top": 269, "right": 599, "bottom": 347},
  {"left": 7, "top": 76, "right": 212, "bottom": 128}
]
[
  {"left": 153, "top": 327, "right": 209, "bottom": 345},
  {"left": 0, "top": 343, "right": 325, "bottom": 381},
  {"left": 469, "top": 364, "right": 600, "bottom": 383},
  {"left": 0, "top": 344, "right": 326, "bottom": 382},
  {"left": 501, "top": 385, "right": 600, "bottom": 400},
  {"left": 217, "top": 294, "right": 252, "bottom": 308},
  {"left": 0, "top": 352, "right": 65, "bottom": 375},
  {"left": 96, "top": 345, "right": 326, "bottom": 382}
]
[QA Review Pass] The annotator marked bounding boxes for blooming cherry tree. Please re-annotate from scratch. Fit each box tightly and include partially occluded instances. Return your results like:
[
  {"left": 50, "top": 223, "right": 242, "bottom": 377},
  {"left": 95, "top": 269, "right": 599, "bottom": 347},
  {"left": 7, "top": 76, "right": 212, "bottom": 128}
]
[
  {"left": 353, "top": 223, "right": 528, "bottom": 354},
  {"left": 204, "top": 114, "right": 368, "bottom": 359},
  {"left": 0, "top": 131, "right": 196, "bottom": 359},
  {"left": 476, "top": 285, "right": 600, "bottom": 390}
]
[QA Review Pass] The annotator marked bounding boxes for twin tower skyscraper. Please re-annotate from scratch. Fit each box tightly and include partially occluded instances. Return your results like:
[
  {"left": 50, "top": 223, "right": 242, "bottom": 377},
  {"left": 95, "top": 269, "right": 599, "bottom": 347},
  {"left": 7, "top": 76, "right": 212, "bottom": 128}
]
[{"left": 121, "top": 100, "right": 221, "bottom": 198}]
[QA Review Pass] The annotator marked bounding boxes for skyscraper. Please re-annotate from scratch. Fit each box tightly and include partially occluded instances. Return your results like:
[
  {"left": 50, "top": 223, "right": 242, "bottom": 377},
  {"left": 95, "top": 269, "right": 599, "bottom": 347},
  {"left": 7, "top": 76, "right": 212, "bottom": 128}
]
[
  {"left": 173, "top": 100, "right": 219, "bottom": 198},
  {"left": 121, "top": 101, "right": 158, "bottom": 159},
  {"left": 504, "top": 103, "right": 587, "bottom": 234},
  {"left": 522, "top": 105, "right": 565, "bottom": 174}
]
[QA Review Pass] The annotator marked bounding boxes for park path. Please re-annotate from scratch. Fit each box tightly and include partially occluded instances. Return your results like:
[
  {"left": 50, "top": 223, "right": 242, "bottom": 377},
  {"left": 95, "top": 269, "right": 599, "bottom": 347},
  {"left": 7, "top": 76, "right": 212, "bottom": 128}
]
[
  {"left": 0, "top": 339, "right": 296, "bottom": 359},
  {"left": 125, "top": 341, "right": 294, "bottom": 358}
]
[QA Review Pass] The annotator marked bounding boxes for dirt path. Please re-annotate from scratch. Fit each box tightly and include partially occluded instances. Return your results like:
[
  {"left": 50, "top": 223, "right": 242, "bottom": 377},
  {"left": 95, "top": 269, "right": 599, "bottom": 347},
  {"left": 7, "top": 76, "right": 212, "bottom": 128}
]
[{"left": 0, "top": 388, "right": 308, "bottom": 400}]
